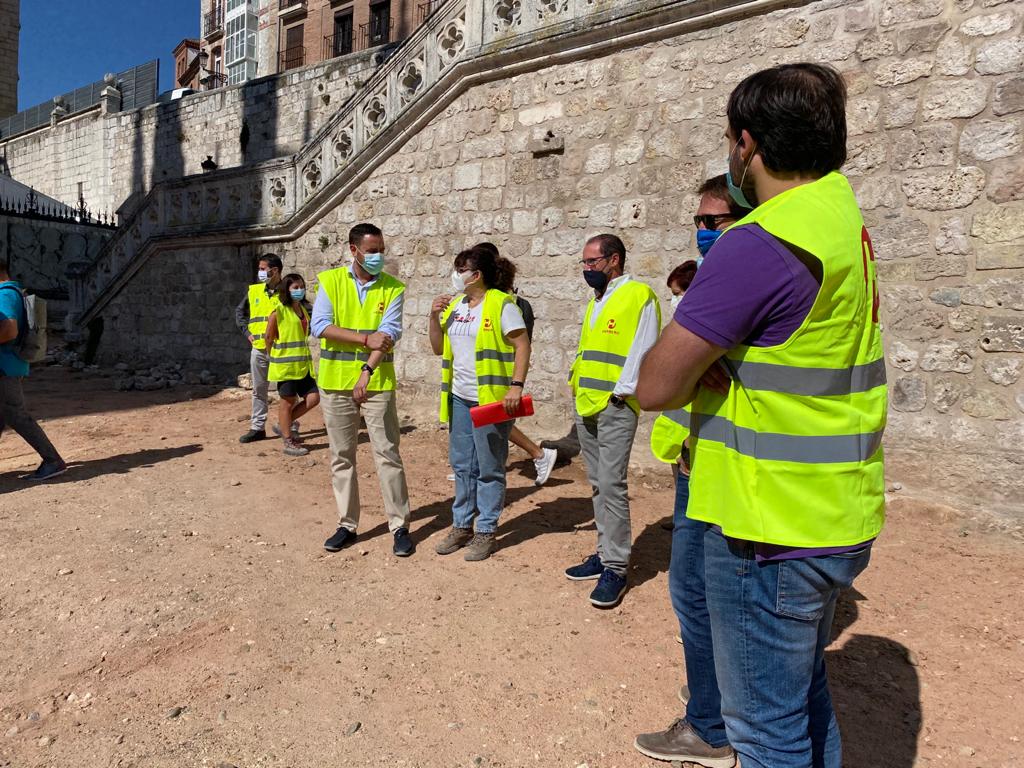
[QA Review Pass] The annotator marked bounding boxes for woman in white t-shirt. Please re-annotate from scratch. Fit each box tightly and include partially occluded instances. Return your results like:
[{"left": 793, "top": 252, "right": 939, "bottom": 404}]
[{"left": 428, "top": 245, "right": 531, "bottom": 562}]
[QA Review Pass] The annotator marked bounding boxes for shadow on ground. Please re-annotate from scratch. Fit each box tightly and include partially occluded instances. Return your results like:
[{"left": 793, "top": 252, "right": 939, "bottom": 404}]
[{"left": 0, "top": 444, "right": 203, "bottom": 492}]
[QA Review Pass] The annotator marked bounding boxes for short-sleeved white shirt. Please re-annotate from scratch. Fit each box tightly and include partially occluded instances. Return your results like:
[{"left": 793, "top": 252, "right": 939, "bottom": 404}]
[{"left": 447, "top": 298, "right": 525, "bottom": 402}]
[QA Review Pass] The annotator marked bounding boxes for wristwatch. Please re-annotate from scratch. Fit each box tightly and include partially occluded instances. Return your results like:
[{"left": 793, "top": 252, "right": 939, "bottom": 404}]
[
  {"left": 509, "top": 380, "right": 525, "bottom": 388},
  {"left": 609, "top": 394, "right": 626, "bottom": 406},
  {"left": 361, "top": 363, "right": 375, "bottom": 375}
]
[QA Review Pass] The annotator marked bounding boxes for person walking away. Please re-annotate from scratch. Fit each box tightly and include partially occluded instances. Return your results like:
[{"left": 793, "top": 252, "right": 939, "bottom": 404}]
[
  {"left": 565, "top": 234, "right": 660, "bottom": 608},
  {"left": 236, "top": 253, "right": 283, "bottom": 443},
  {"left": 314, "top": 223, "right": 414, "bottom": 558},
  {"left": 264, "top": 273, "right": 320, "bottom": 457},
  {"left": 636, "top": 63, "right": 886, "bottom": 768},
  {"left": 429, "top": 245, "right": 531, "bottom": 561},
  {"left": 477, "top": 242, "right": 557, "bottom": 486},
  {"left": 0, "top": 258, "right": 66, "bottom": 480}
]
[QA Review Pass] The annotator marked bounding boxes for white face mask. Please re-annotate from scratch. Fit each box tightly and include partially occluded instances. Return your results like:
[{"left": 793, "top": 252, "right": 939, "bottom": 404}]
[
  {"left": 257, "top": 269, "right": 269, "bottom": 283},
  {"left": 451, "top": 269, "right": 475, "bottom": 293},
  {"left": 670, "top": 294, "right": 682, "bottom": 310}
]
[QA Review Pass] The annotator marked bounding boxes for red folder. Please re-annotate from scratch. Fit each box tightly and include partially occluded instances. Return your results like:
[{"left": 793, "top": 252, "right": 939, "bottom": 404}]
[{"left": 470, "top": 395, "right": 534, "bottom": 428}]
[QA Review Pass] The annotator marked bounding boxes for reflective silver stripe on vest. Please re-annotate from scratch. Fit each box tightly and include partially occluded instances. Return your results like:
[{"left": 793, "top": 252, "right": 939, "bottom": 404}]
[
  {"left": 582, "top": 350, "right": 628, "bottom": 366},
  {"left": 663, "top": 409, "right": 691, "bottom": 428},
  {"left": 693, "top": 413, "right": 884, "bottom": 464},
  {"left": 441, "top": 359, "right": 451, "bottom": 370},
  {"left": 476, "top": 349, "right": 515, "bottom": 363},
  {"left": 577, "top": 376, "right": 616, "bottom": 392},
  {"left": 353, "top": 328, "right": 380, "bottom": 335},
  {"left": 250, "top": 334, "right": 265, "bottom": 340},
  {"left": 270, "top": 355, "right": 311, "bottom": 364},
  {"left": 248, "top": 316, "right": 268, "bottom": 324},
  {"left": 321, "top": 349, "right": 395, "bottom": 363},
  {"left": 729, "top": 358, "right": 887, "bottom": 397},
  {"left": 441, "top": 382, "right": 451, "bottom": 393},
  {"left": 275, "top": 341, "right": 308, "bottom": 349},
  {"left": 478, "top": 375, "right": 512, "bottom": 387}
]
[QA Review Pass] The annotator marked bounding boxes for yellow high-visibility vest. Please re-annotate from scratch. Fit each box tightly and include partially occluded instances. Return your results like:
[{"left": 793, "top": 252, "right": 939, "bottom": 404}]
[
  {"left": 316, "top": 267, "right": 404, "bottom": 391},
  {"left": 438, "top": 289, "right": 516, "bottom": 422},
  {"left": 688, "top": 172, "right": 887, "bottom": 548},
  {"left": 650, "top": 408, "right": 690, "bottom": 464},
  {"left": 247, "top": 283, "right": 279, "bottom": 352},
  {"left": 268, "top": 304, "right": 312, "bottom": 382}
]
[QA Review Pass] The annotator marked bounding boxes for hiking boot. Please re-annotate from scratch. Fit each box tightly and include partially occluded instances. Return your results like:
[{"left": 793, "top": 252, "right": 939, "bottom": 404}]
[
  {"left": 282, "top": 438, "right": 309, "bottom": 456},
  {"left": 324, "top": 527, "right": 356, "bottom": 552},
  {"left": 273, "top": 423, "right": 302, "bottom": 439},
  {"left": 565, "top": 553, "right": 603, "bottom": 581},
  {"left": 660, "top": 517, "right": 675, "bottom": 531},
  {"left": 435, "top": 526, "right": 473, "bottom": 555},
  {"left": 239, "top": 429, "right": 266, "bottom": 444},
  {"left": 393, "top": 527, "right": 414, "bottom": 557},
  {"left": 589, "top": 568, "right": 628, "bottom": 608},
  {"left": 29, "top": 460, "right": 67, "bottom": 482},
  {"left": 634, "top": 718, "right": 736, "bottom": 767},
  {"left": 533, "top": 447, "right": 557, "bottom": 486},
  {"left": 464, "top": 533, "right": 496, "bottom": 561}
]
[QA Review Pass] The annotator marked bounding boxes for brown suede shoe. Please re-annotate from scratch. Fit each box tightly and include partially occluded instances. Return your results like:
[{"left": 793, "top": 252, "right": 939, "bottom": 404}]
[
  {"left": 634, "top": 718, "right": 736, "bottom": 767},
  {"left": 463, "top": 533, "right": 496, "bottom": 561},
  {"left": 435, "top": 527, "right": 474, "bottom": 555}
]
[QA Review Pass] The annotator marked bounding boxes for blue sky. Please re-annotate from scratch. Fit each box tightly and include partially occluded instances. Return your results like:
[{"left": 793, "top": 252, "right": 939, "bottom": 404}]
[{"left": 17, "top": 1, "right": 198, "bottom": 111}]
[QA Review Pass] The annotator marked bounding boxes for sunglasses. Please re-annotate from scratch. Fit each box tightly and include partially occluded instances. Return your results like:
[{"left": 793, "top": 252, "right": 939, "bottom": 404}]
[{"left": 693, "top": 214, "right": 734, "bottom": 230}]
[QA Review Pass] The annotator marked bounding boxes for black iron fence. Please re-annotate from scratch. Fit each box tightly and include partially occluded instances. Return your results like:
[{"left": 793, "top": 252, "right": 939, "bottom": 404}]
[
  {"left": 359, "top": 17, "right": 394, "bottom": 49},
  {"left": 417, "top": 0, "right": 444, "bottom": 22},
  {"left": 0, "top": 192, "right": 117, "bottom": 229},
  {"left": 204, "top": 7, "right": 224, "bottom": 38},
  {"left": 281, "top": 46, "right": 306, "bottom": 71},
  {"left": 323, "top": 33, "right": 355, "bottom": 60}
]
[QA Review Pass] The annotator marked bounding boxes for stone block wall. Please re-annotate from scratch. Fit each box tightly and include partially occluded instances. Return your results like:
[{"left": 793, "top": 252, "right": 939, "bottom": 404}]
[
  {"left": 0, "top": 50, "right": 379, "bottom": 214},
  {"left": 96, "top": 0, "right": 1023, "bottom": 514}
]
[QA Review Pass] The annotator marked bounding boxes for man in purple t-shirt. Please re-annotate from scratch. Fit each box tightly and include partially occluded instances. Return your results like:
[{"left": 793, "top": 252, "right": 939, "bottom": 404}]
[{"left": 636, "top": 63, "right": 883, "bottom": 768}]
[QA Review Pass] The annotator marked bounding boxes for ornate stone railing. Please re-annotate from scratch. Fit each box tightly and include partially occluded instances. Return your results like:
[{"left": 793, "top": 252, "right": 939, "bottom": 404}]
[{"left": 71, "top": 0, "right": 809, "bottom": 333}]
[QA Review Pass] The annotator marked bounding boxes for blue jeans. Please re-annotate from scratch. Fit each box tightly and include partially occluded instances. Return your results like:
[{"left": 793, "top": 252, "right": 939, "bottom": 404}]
[
  {"left": 668, "top": 467, "right": 728, "bottom": 748},
  {"left": 448, "top": 394, "right": 511, "bottom": 534},
  {"left": 704, "top": 527, "right": 872, "bottom": 768}
]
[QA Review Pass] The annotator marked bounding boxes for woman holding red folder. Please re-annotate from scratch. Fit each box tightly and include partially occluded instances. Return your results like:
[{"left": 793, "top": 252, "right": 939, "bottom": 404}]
[{"left": 429, "top": 245, "right": 531, "bottom": 562}]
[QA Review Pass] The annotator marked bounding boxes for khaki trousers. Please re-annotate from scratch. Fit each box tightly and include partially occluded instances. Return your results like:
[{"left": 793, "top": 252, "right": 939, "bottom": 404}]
[{"left": 320, "top": 389, "right": 411, "bottom": 533}]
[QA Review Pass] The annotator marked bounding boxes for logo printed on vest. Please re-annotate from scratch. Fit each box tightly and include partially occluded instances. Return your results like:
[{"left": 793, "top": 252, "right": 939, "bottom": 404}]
[
  {"left": 483, "top": 317, "right": 493, "bottom": 331},
  {"left": 604, "top": 318, "right": 619, "bottom": 335},
  {"left": 376, "top": 301, "right": 385, "bottom": 314}
]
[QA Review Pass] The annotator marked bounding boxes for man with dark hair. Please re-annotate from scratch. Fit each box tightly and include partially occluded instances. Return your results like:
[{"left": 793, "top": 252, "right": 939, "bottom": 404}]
[
  {"left": 636, "top": 63, "right": 885, "bottom": 768},
  {"left": 0, "top": 258, "right": 66, "bottom": 480},
  {"left": 312, "top": 223, "right": 413, "bottom": 558},
  {"left": 235, "top": 253, "right": 284, "bottom": 443},
  {"left": 693, "top": 175, "right": 746, "bottom": 263},
  {"left": 565, "top": 233, "right": 660, "bottom": 608}
]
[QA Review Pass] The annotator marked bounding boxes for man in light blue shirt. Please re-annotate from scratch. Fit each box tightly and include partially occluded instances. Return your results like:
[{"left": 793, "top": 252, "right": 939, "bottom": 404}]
[{"left": 0, "top": 257, "right": 66, "bottom": 481}]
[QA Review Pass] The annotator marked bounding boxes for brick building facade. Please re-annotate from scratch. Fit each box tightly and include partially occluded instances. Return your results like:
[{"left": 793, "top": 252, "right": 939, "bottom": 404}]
[
  {"left": 0, "top": 0, "right": 19, "bottom": 118},
  {"left": 198, "top": 0, "right": 419, "bottom": 86}
]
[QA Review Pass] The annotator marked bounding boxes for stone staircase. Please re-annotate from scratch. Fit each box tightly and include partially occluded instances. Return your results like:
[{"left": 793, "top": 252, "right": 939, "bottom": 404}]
[{"left": 68, "top": 0, "right": 807, "bottom": 337}]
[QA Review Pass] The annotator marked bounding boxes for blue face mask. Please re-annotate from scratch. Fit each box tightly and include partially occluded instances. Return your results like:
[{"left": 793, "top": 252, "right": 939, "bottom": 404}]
[
  {"left": 726, "top": 142, "right": 756, "bottom": 210},
  {"left": 290, "top": 288, "right": 306, "bottom": 301},
  {"left": 696, "top": 228, "right": 723, "bottom": 257},
  {"left": 359, "top": 251, "right": 385, "bottom": 276}
]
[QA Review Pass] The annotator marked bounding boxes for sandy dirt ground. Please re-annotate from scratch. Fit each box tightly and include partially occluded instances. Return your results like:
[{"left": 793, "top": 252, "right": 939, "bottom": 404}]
[{"left": 1, "top": 367, "right": 1022, "bottom": 768}]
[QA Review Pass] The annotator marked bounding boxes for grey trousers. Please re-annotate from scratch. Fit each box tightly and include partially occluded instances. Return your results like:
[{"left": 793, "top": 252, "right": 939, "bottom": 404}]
[
  {"left": 575, "top": 400, "right": 639, "bottom": 577},
  {"left": 250, "top": 346, "right": 270, "bottom": 430},
  {"left": 0, "top": 375, "right": 62, "bottom": 464}
]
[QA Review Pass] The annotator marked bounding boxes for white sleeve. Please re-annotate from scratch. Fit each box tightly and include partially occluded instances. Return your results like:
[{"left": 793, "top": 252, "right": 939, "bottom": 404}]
[
  {"left": 613, "top": 299, "right": 660, "bottom": 397},
  {"left": 500, "top": 301, "right": 526, "bottom": 336}
]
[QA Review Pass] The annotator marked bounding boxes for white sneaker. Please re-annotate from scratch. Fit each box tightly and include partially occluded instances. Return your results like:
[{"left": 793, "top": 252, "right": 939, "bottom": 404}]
[
  {"left": 533, "top": 447, "right": 557, "bottom": 486},
  {"left": 447, "top": 473, "right": 456, "bottom": 481}
]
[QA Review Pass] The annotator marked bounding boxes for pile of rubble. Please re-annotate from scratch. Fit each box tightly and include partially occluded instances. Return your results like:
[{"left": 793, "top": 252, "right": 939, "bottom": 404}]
[{"left": 47, "top": 349, "right": 223, "bottom": 391}]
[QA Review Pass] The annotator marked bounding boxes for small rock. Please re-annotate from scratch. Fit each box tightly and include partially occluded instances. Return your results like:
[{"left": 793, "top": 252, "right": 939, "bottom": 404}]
[
  {"left": 345, "top": 721, "right": 361, "bottom": 736},
  {"left": 958, "top": 746, "right": 976, "bottom": 757},
  {"left": 5, "top": 725, "right": 18, "bottom": 737},
  {"left": 38, "top": 735, "right": 53, "bottom": 747},
  {"left": 114, "top": 734, "right": 124, "bottom": 745},
  {"left": 57, "top": 568, "right": 73, "bottom": 576},
  {"left": 216, "top": 763, "right": 240, "bottom": 768},
  {"left": 166, "top": 706, "right": 184, "bottom": 719},
  {"left": 218, "top": 710, "right": 228, "bottom": 725},
  {"left": 230, "top": 480, "right": 242, "bottom": 487},
  {"left": 27, "top": 711, "right": 40, "bottom": 721}
]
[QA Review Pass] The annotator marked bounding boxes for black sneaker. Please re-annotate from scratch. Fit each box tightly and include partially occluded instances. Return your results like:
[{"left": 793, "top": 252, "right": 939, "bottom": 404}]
[
  {"left": 239, "top": 429, "right": 266, "bottom": 444},
  {"left": 589, "top": 568, "right": 628, "bottom": 608},
  {"left": 324, "top": 527, "right": 356, "bottom": 552},
  {"left": 565, "top": 553, "right": 604, "bottom": 581},
  {"left": 393, "top": 527, "right": 414, "bottom": 557},
  {"left": 29, "top": 460, "right": 68, "bottom": 481}
]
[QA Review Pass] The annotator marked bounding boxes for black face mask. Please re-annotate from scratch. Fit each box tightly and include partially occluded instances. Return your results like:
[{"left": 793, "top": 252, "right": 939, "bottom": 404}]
[{"left": 583, "top": 269, "right": 610, "bottom": 292}]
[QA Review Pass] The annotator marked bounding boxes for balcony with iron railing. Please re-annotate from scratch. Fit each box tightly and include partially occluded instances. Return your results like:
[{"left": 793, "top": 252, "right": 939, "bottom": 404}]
[
  {"left": 278, "top": 0, "right": 307, "bottom": 17},
  {"left": 280, "top": 46, "right": 306, "bottom": 71},
  {"left": 201, "top": 71, "right": 228, "bottom": 90},
  {"left": 359, "top": 17, "right": 394, "bottom": 50},
  {"left": 417, "top": 0, "right": 444, "bottom": 22},
  {"left": 322, "top": 32, "right": 355, "bottom": 60},
  {"left": 203, "top": 6, "right": 224, "bottom": 39}
]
